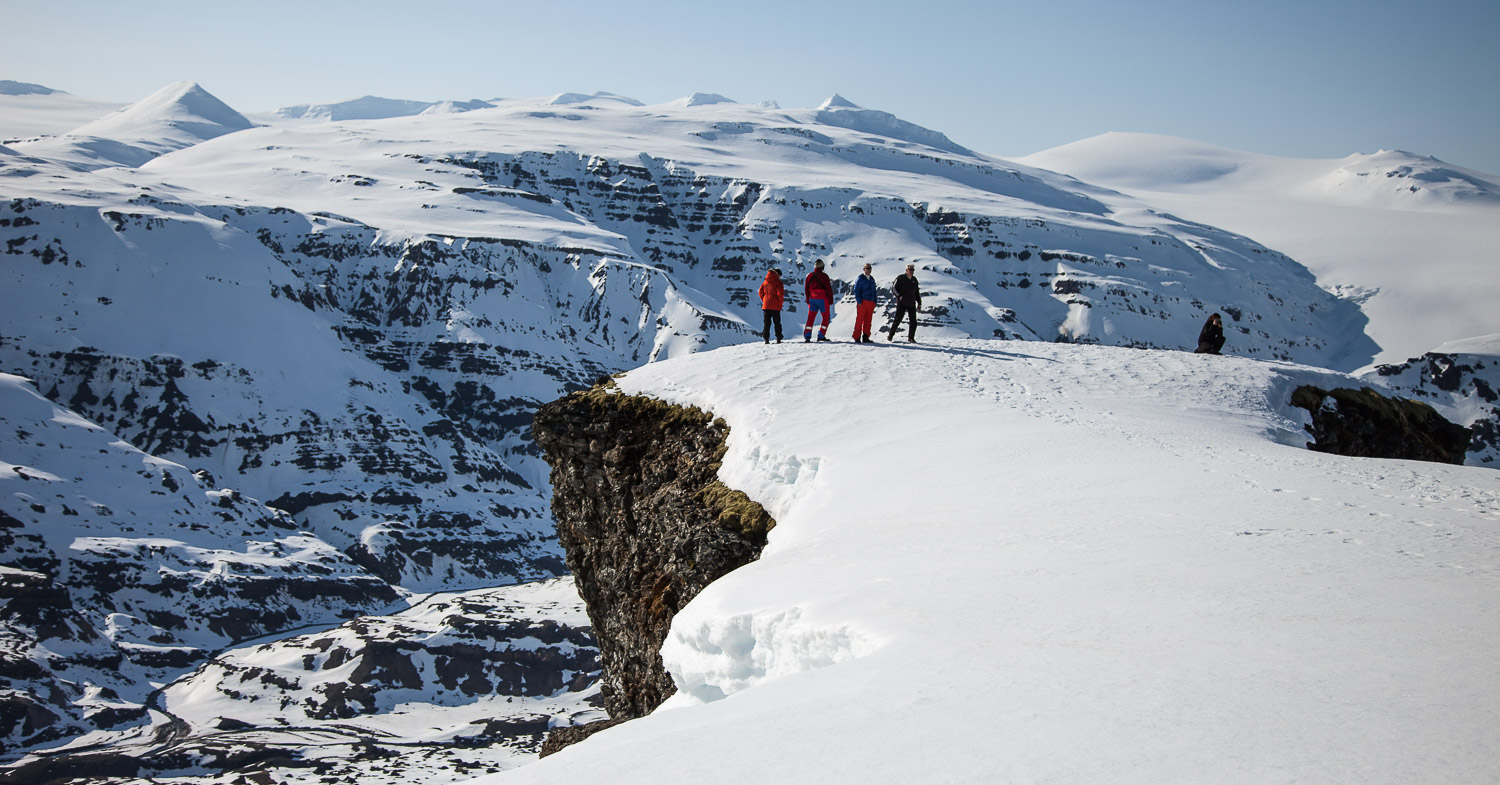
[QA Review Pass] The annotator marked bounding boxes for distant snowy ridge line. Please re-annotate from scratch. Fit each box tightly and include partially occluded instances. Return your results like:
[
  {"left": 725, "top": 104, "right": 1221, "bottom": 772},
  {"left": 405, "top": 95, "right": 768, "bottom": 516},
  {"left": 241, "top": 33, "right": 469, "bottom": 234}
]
[{"left": 1022, "top": 131, "right": 1500, "bottom": 204}]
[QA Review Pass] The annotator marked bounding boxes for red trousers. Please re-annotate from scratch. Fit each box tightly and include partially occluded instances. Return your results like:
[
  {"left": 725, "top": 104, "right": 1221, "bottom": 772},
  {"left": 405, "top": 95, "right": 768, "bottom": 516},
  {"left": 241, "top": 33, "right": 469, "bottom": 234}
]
[{"left": 853, "top": 301, "right": 875, "bottom": 340}]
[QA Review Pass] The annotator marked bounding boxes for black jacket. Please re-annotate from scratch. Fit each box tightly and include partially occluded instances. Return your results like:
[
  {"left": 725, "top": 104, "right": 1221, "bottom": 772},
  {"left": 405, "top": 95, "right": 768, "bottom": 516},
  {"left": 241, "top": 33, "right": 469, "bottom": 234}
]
[
  {"left": 893, "top": 273, "right": 921, "bottom": 308},
  {"left": 1196, "top": 317, "right": 1225, "bottom": 354}
]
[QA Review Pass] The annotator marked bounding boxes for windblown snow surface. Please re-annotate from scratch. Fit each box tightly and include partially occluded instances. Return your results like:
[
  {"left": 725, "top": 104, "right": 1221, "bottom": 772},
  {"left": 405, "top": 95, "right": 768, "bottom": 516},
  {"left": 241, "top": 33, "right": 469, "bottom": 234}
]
[{"left": 490, "top": 339, "right": 1500, "bottom": 785}]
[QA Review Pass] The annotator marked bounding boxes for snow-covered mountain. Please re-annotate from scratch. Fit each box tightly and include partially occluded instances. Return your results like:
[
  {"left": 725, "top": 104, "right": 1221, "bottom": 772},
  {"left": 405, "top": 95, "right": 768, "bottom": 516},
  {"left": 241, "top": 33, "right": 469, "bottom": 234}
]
[
  {"left": 8, "top": 81, "right": 252, "bottom": 169},
  {"left": 1020, "top": 132, "right": 1500, "bottom": 365},
  {"left": 2, "top": 80, "right": 1497, "bottom": 780}
]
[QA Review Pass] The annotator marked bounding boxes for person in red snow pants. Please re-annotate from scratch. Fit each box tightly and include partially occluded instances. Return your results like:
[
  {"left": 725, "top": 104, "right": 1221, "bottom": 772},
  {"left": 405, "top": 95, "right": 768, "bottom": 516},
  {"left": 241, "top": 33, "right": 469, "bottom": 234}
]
[
  {"left": 851, "top": 262, "right": 878, "bottom": 343},
  {"left": 803, "top": 258, "right": 834, "bottom": 342}
]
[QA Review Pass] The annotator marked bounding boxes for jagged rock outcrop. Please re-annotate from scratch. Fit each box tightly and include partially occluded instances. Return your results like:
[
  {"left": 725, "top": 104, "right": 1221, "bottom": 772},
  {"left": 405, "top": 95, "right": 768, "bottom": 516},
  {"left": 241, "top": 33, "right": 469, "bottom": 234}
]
[
  {"left": 1366, "top": 347, "right": 1500, "bottom": 465},
  {"left": 531, "top": 383, "right": 773, "bottom": 755},
  {"left": 1290, "top": 385, "right": 1471, "bottom": 464}
]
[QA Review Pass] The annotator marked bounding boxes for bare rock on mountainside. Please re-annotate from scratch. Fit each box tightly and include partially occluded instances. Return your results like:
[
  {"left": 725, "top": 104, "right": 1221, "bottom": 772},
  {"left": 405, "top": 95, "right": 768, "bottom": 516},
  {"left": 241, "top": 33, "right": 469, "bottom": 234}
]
[
  {"left": 1291, "top": 385, "right": 1470, "bottom": 464},
  {"left": 1365, "top": 343, "right": 1500, "bottom": 466}
]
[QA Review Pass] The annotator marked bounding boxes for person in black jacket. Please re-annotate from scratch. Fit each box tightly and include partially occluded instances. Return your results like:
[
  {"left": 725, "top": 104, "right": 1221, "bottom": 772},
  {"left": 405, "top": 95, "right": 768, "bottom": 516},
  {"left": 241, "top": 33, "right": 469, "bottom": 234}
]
[
  {"left": 887, "top": 264, "right": 922, "bottom": 342},
  {"left": 1195, "top": 312, "right": 1226, "bottom": 354}
]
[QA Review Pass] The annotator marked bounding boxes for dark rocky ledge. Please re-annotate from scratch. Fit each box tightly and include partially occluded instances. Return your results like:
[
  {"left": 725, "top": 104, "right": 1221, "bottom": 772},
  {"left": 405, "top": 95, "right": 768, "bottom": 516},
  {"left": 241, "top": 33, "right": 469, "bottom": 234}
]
[
  {"left": 1291, "top": 385, "right": 1471, "bottom": 464},
  {"left": 531, "top": 380, "right": 774, "bottom": 756}
]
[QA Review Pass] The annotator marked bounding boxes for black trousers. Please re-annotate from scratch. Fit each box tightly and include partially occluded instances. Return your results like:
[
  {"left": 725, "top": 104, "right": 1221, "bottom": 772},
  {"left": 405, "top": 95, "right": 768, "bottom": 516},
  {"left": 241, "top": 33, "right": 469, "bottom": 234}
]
[
  {"left": 763, "top": 309, "right": 783, "bottom": 341},
  {"left": 888, "top": 304, "right": 917, "bottom": 339}
]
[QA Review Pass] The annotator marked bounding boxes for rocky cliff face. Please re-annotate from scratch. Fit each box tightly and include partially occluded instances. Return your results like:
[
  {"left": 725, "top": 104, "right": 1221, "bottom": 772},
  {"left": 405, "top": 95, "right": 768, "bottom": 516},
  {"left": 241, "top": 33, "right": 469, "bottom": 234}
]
[
  {"left": 0, "top": 373, "right": 405, "bottom": 754},
  {"left": 531, "top": 383, "right": 773, "bottom": 752}
]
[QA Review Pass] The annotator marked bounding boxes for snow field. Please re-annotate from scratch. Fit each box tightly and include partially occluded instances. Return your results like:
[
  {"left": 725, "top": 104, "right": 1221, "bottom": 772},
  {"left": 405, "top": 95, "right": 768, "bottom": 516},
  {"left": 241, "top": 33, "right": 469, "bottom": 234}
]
[{"left": 488, "top": 339, "right": 1500, "bottom": 784}]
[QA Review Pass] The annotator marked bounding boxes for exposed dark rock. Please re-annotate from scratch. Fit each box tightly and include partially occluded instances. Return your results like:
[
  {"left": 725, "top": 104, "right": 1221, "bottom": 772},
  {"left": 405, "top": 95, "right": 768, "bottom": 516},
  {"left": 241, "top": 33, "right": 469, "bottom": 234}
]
[
  {"left": 531, "top": 382, "right": 774, "bottom": 753},
  {"left": 0, "top": 693, "right": 62, "bottom": 746},
  {"left": 538, "top": 716, "right": 629, "bottom": 758},
  {"left": 1370, "top": 350, "right": 1500, "bottom": 464},
  {"left": 1291, "top": 385, "right": 1470, "bottom": 464},
  {"left": 0, "top": 751, "right": 141, "bottom": 784}
]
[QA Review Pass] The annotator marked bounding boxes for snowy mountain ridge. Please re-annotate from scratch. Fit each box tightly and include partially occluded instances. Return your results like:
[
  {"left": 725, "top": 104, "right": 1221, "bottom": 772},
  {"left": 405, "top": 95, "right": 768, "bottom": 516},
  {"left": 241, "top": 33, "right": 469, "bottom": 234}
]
[
  {"left": 1021, "top": 131, "right": 1500, "bottom": 201},
  {"left": 1, "top": 80, "right": 1497, "bottom": 781}
]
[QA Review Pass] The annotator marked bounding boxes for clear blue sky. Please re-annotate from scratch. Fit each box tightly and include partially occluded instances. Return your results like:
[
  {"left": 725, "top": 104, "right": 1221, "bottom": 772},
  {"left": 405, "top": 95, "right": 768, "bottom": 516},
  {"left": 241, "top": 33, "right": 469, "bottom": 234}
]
[{"left": 4, "top": 0, "right": 1498, "bottom": 172}]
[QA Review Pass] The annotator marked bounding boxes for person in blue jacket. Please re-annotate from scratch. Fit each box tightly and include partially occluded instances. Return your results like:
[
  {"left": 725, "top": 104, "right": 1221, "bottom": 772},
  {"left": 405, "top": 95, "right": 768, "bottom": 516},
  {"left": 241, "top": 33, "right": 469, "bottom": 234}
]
[{"left": 851, "top": 262, "right": 878, "bottom": 343}]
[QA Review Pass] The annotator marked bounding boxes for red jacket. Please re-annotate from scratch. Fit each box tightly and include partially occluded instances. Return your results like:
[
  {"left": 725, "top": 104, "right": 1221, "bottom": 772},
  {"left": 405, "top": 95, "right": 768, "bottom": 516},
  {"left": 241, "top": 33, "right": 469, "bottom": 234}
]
[
  {"left": 759, "top": 271, "right": 786, "bottom": 310},
  {"left": 804, "top": 269, "right": 833, "bottom": 302}
]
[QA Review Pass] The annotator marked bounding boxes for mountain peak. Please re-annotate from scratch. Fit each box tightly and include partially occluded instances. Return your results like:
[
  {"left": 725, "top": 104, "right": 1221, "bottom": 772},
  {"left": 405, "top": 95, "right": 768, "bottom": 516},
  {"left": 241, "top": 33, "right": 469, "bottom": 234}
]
[
  {"left": 813, "top": 95, "right": 972, "bottom": 156},
  {"left": 6, "top": 81, "right": 255, "bottom": 169},
  {"left": 75, "top": 81, "right": 252, "bottom": 139},
  {"left": 1321, "top": 148, "right": 1500, "bottom": 205},
  {"left": 677, "top": 93, "right": 737, "bottom": 107},
  {"left": 819, "top": 94, "right": 862, "bottom": 110}
]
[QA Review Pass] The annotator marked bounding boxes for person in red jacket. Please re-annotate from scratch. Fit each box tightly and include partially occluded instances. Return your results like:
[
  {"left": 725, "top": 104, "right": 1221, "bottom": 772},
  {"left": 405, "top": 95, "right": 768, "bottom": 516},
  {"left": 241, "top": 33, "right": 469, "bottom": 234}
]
[
  {"left": 803, "top": 259, "right": 834, "bottom": 342},
  {"left": 758, "top": 268, "right": 786, "bottom": 344}
]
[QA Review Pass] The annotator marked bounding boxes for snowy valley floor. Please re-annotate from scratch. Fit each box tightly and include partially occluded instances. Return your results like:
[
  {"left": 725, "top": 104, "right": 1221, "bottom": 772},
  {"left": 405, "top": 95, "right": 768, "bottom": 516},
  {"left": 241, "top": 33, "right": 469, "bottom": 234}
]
[{"left": 489, "top": 339, "right": 1499, "bottom": 785}]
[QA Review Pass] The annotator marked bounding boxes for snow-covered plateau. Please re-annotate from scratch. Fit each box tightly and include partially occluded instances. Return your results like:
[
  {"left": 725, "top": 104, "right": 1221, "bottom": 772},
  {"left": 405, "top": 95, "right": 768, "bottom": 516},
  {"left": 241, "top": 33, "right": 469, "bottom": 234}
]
[
  {"left": 1, "top": 80, "right": 1497, "bottom": 782},
  {"left": 496, "top": 339, "right": 1500, "bottom": 785}
]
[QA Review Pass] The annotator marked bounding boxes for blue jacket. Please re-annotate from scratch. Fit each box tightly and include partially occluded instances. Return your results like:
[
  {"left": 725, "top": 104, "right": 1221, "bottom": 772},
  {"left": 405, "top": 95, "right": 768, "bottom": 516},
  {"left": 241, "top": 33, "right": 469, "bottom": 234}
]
[{"left": 853, "top": 273, "right": 878, "bottom": 304}]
